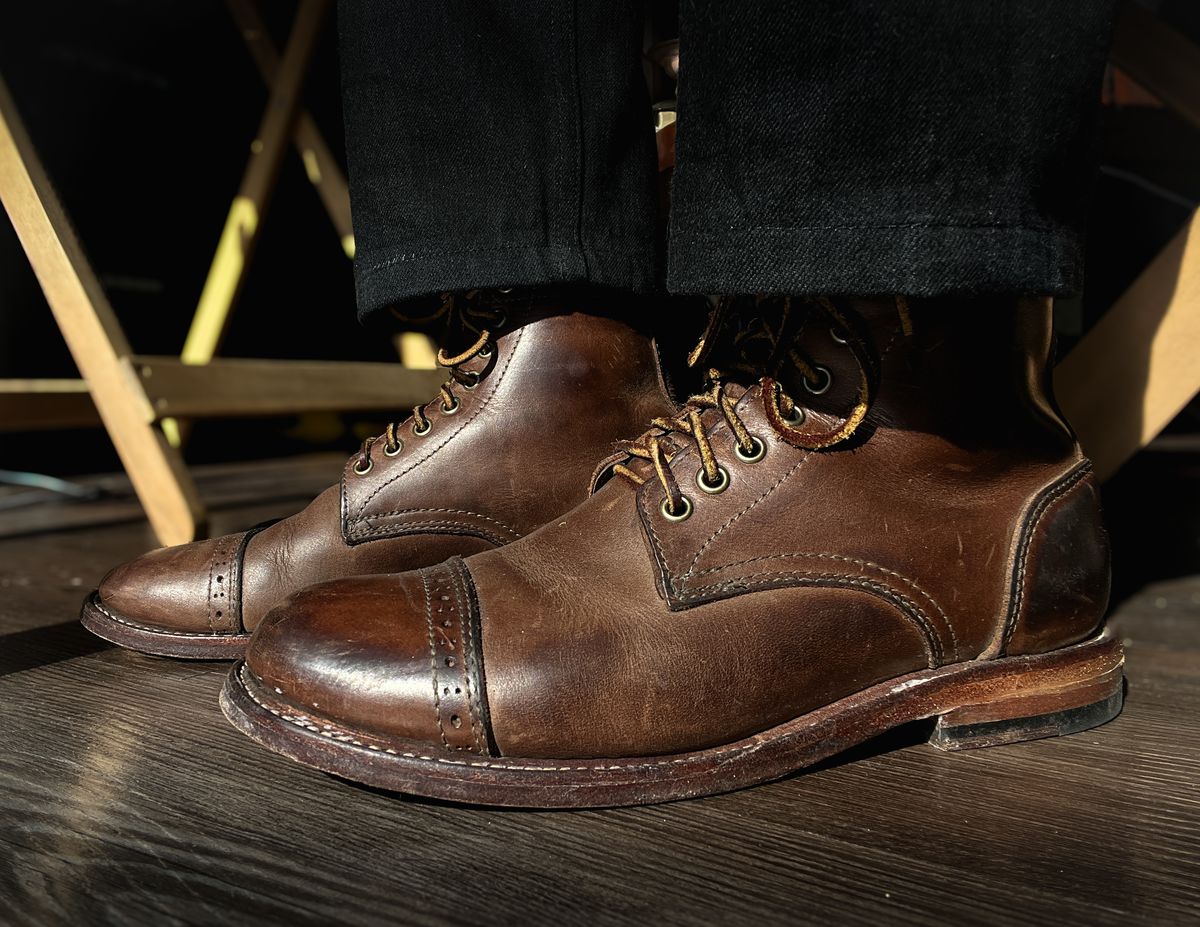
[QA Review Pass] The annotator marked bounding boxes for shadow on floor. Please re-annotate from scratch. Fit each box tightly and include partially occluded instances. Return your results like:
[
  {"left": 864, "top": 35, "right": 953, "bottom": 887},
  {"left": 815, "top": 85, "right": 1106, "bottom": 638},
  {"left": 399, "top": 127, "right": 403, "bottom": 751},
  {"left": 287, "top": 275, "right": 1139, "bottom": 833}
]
[{"left": 0, "top": 619, "right": 112, "bottom": 678}]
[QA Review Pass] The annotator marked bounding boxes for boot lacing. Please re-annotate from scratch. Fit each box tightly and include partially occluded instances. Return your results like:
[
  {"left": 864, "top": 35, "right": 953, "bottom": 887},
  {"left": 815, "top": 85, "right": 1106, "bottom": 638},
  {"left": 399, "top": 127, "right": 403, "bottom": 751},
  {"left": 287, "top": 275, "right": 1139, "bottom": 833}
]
[
  {"left": 353, "top": 293, "right": 505, "bottom": 476},
  {"left": 617, "top": 296, "right": 909, "bottom": 519}
]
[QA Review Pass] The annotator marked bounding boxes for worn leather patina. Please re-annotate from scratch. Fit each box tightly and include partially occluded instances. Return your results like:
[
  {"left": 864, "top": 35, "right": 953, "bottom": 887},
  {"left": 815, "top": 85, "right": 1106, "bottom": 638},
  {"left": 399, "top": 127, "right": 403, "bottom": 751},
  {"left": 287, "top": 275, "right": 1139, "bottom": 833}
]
[
  {"left": 83, "top": 297, "right": 675, "bottom": 657},
  {"left": 241, "top": 297, "right": 1113, "bottom": 770}
]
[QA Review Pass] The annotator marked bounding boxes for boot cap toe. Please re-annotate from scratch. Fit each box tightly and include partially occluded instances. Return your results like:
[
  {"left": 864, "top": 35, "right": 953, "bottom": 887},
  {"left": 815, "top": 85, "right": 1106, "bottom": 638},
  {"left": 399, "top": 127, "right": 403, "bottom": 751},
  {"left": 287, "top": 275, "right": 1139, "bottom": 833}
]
[{"left": 246, "top": 559, "right": 490, "bottom": 753}]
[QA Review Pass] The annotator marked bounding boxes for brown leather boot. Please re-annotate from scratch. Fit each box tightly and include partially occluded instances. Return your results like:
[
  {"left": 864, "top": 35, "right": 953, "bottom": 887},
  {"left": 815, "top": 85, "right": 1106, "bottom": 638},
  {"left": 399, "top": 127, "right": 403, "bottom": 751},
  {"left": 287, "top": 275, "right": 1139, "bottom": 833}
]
[
  {"left": 81, "top": 294, "right": 675, "bottom": 658},
  {"left": 222, "top": 296, "right": 1122, "bottom": 807}
]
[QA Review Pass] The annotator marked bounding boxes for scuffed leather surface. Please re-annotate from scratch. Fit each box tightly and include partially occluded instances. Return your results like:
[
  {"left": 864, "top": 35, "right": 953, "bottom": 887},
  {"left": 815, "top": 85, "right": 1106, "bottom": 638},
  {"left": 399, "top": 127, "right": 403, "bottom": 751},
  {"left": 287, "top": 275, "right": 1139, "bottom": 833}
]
[
  {"left": 340, "top": 312, "right": 674, "bottom": 545},
  {"left": 1001, "top": 467, "right": 1110, "bottom": 656},
  {"left": 469, "top": 488, "right": 932, "bottom": 758},
  {"left": 99, "top": 534, "right": 245, "bottom": 635}
]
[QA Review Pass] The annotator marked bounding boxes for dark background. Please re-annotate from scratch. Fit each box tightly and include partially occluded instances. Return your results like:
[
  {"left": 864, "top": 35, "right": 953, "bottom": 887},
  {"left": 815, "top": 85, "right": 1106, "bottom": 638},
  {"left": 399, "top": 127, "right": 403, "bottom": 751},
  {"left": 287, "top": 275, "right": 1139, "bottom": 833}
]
[
  {"left": 1, "top": 0, "right": 1198, "bottom": 599},
  {"left": 0, "top": 0, "right": 392, "bottom": 472}
]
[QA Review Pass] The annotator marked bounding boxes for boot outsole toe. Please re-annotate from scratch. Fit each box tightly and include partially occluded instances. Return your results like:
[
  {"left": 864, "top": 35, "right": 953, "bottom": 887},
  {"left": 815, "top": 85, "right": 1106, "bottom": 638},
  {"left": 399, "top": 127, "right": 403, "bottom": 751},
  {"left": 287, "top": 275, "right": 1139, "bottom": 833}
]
[{"left": 80, "top": 592, "right": 249, "bottom": 660}]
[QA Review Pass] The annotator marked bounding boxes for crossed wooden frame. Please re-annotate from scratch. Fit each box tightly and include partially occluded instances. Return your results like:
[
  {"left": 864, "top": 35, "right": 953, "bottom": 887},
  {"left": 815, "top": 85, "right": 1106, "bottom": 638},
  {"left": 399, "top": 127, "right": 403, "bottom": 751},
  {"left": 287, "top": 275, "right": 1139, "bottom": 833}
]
[
  {"left": 1, "top": 1, "right": 1197, "bottom": 547},
  {"left": 0, "top": 0, "right": 440, "bottom": 546}
]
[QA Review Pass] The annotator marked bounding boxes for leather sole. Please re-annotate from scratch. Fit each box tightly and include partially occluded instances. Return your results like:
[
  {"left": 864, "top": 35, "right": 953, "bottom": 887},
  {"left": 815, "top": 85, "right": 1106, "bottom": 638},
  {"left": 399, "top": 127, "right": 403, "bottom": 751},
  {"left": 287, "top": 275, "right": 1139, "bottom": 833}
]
[
  {"left": 219, "top": 630, "right": 1124, "bottom": 808},
  {"left": 80, "top": 592, "right": 249, "bottom": 660}
]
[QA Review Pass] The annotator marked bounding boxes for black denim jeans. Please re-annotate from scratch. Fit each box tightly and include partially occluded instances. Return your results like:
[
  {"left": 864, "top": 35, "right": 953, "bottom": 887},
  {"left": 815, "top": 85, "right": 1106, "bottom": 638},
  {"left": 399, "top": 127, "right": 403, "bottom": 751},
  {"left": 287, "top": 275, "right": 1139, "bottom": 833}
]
[{"left": 338, "top": 1, "right": 1116, "bottom": 322}]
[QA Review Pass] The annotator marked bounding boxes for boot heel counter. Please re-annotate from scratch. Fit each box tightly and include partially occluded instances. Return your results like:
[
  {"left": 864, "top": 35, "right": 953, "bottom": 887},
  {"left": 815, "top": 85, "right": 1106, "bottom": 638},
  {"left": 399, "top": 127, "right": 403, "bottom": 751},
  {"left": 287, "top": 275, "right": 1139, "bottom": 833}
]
[{"left": 1002, "top": 463, "right": 1111, "bottom": 656}]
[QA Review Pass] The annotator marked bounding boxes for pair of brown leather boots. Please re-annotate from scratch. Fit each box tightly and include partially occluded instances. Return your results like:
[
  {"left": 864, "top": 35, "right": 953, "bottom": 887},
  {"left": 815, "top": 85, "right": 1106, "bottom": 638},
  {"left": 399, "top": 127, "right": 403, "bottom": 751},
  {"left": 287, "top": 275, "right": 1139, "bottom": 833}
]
[{"left": 81, "top": 293, "right": 1122, "bottom": 808}]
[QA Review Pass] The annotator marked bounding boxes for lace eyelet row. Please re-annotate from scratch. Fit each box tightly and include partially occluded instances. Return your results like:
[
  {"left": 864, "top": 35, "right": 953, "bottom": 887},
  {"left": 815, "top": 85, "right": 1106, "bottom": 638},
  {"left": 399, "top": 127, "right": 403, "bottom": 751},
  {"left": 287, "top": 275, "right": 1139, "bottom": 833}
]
[
  {"left": 660, "top": 434, "right": 766, "bottom": 523},
  {"left": 351, "top": 306, "right": 504, "bottom": 478},
  {"left": 402, "top": 379, "right": 466, "bottom": 446}
]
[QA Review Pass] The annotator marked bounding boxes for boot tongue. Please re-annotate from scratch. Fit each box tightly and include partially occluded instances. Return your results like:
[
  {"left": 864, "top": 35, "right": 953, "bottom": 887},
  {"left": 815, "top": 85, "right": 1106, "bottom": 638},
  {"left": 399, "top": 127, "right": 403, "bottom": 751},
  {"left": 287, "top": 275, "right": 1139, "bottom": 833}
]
[
  {"left": 389, "top": 291, "right": 517, "bottom": 359},
  {"left": 689, "top": 296, "right": 795, "bottom": 384}
]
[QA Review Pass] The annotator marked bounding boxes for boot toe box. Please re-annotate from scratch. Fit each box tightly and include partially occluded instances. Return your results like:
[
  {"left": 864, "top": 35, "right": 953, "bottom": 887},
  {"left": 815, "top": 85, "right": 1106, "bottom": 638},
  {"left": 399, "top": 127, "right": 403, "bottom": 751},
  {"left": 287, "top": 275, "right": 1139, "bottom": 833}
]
[
  {"left": 244, "top": 561, "right": 489, "bottom": 753},
  {"left": 97, "top": 534, "right": 243, "bottom": 634}
]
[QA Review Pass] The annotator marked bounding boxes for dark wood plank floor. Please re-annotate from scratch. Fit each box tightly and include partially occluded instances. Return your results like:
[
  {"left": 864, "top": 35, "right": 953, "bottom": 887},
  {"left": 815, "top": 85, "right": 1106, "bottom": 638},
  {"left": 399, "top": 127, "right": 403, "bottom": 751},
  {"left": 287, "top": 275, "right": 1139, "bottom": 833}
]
[{"left": 1, "top": 457, "right": 1197, "bottom": 926}]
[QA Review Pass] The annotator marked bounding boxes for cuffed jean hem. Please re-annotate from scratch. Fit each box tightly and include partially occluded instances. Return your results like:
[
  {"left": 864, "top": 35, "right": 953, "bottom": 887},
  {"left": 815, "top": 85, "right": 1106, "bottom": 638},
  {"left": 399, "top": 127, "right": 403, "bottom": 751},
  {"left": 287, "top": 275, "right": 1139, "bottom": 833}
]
[
  {"left": 353, "top": 240, "right": 661, "bottom": 323},
  {"left": 665, "top": 224, "right": 1085, "bottom": 298}
]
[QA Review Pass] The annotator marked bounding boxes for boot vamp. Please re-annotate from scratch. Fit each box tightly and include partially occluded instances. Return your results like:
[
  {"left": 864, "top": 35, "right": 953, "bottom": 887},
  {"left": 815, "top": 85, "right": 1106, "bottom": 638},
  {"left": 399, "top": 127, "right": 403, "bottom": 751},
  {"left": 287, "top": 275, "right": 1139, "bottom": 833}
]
[
  {"left": 240, "top": 397, "right": 1084, "bottom": 760},
  {"left": 238, "top": 486, "right": 494, "bottom": 632},
  {"left": 470, "top": 395, "right": 1080, "bottom": 759}
]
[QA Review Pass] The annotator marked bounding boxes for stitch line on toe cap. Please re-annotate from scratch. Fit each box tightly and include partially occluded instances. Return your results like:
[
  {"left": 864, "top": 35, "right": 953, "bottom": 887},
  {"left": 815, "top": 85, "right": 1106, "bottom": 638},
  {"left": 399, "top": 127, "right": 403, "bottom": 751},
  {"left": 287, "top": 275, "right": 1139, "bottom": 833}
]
[
  {"left": 444, "top": 563, "right": 480, "bottom": 750},
  {"left": 421, "top": 569, "right": 453, "bottom": 751},
  {"left": 93, "top": 598, "right": 247, "bottom": 639},
  {"left": 206, "top": 535, "right": 237, "bottom": 634}
]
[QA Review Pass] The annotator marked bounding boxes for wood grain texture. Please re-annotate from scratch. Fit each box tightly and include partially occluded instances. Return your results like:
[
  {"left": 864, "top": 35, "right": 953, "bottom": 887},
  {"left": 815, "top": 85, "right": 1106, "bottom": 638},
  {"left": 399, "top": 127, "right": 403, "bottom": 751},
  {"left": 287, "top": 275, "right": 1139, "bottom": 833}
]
[
  {"left": 0, "top": 459, "right": 1197, "bottom": 926},
  {"left": 0, "top": 454, "right": 346, "bottom": 541}
]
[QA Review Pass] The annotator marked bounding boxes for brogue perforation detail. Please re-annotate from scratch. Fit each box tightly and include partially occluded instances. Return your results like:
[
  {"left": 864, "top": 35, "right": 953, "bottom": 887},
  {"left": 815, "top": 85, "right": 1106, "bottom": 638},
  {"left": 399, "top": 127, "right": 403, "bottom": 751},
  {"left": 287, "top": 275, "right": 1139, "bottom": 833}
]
[
  {"left": 207, "top": 534, "right": 241, "bottom": 635},
  {"left": 420, "top": 560, "right": 490, "bottom": 754}
]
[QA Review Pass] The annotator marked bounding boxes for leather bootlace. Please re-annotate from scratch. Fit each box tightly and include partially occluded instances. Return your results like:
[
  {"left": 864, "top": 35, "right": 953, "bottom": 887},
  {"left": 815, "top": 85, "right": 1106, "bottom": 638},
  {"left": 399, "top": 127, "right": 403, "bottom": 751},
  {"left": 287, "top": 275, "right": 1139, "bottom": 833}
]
[
  {"left": 354, "top": 293, "right": 504, "bottom": 473},
  {"left": 617, "top": 296, "right": 906, "bottom": 517}
]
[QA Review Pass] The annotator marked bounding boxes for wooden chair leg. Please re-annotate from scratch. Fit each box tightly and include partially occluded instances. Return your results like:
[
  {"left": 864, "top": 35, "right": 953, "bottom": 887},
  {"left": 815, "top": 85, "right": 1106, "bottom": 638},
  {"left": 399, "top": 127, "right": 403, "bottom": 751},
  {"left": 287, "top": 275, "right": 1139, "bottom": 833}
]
[
  {"left": 182, "top": 0, "right": 331, "bottom": 370},
  {"left": 0, "top": 79, "right": 205, "bottom": 546},
  {"left": 1056, "top": 209, "right": 1200, "bottom": 482},
  {"left": 226, "top": 0, "right": 355, "bottom": 257}
]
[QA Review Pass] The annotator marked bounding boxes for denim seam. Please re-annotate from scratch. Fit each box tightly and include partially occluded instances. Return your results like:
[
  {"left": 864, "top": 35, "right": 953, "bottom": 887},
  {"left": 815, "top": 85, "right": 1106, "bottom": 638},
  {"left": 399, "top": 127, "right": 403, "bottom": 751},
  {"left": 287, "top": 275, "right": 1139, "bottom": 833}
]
[
  {"left": 567, "top": 0, "right": 589, "bottom": 277},
  {"left": 672, "top": 221, "right": 1063, "bottom": 235},
  {"left": 356, "top": 243, "right": 643, "bottom": 281}
]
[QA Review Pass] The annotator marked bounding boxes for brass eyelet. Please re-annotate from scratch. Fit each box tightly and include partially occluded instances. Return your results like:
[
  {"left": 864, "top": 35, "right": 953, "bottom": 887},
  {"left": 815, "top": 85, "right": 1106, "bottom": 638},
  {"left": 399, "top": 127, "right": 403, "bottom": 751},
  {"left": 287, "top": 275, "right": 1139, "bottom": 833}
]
[
  {"left": 413, "top": 419, "right": 432, "bottom": 437},
  {"left": 803, "top": 365, "right": 833, "bottom": 396},
  {"left": 353, "top": 457, "right": 373, "bottom": 476},
  {"left": 383, "top": 440, "right": 403, "bottom": 457},
  {"left": 783, "top": 405, "right": 806, "bottom": 426},
  {"left": 462, "top": 370, "right": 481, "bottom": 391},
  {"left": 660, "top": 494, "right": 693, "bottom": 522},
  {"left": 478, "top": 346, "right": 493, "bottom": 359},
  {"left": 735, "top": 436, "right": 766, "bottom": 463},
  {"left": 696, "top": 466, "right": 729, "bottom": 495},
  {"left": 442, "top": 397, "right": 460, "bottom": 415},
  {"left": 830, "top": 327, "right": 848, "bottom": 345}
]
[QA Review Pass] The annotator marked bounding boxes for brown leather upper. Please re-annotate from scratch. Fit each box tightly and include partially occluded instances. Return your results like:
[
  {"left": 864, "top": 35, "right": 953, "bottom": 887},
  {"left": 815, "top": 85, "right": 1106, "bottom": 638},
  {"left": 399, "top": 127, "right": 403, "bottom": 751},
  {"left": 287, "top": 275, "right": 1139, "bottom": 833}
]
[
  {"left": 245, "top": 296, "right": 1111, "bottom": 760},
  {"left": 98, "top": 304, "right": 675, "bottom": 637}
]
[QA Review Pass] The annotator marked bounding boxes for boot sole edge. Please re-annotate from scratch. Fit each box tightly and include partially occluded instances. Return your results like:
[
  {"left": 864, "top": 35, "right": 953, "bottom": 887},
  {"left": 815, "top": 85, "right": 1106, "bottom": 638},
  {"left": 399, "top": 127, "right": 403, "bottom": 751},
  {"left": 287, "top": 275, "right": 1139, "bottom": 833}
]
[
  {"left": 219, "top": 630, "right": 1124, "bottom": 808},
  {"left": 80, "top": 592, "right": 249, "bottom": 660}
]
